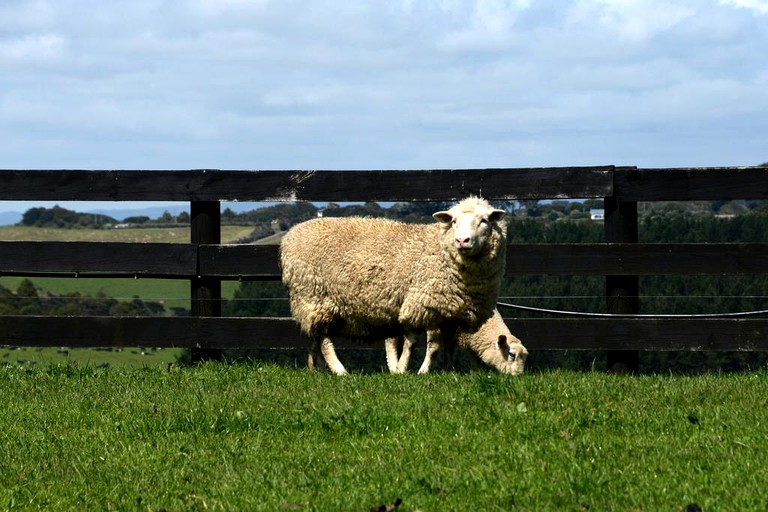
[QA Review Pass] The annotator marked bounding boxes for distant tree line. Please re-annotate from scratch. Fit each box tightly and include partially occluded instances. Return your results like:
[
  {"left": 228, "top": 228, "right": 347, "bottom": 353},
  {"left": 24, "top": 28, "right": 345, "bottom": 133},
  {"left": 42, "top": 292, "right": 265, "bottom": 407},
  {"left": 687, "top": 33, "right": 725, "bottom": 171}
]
[
  {"left": 20, "top": 206, "right": 120, "bottom": 229},
  {"left": 18, "top": 206, "right": 190, "bottom": 229}
]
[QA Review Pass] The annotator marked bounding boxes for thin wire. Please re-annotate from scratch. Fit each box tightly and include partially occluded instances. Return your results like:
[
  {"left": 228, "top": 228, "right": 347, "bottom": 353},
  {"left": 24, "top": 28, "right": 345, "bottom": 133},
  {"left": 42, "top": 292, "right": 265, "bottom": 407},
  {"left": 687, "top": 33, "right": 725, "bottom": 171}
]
[
  {"left": 496, "top": 301, "right": 768, "bottom": 319},
  {"left": 499, "top": 295, "right": 768, "bottom": 300}
]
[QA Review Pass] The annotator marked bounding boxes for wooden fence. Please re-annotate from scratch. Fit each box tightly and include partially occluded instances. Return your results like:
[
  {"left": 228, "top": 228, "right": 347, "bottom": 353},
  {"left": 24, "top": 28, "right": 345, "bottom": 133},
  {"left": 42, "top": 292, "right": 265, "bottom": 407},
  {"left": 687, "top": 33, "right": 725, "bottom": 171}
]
[{"left": 2, "top": 166, "right": 768, "bottom": 371}]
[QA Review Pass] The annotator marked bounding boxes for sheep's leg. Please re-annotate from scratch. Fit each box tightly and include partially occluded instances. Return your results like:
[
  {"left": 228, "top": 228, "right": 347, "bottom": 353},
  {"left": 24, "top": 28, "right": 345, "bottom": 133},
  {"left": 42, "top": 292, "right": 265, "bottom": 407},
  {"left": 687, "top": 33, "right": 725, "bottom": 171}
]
[
  {"left": 308, "top": 338, "right": 326, "bottom": 371},
  {"left": 418, "top": 329, "right": 443, "bottom": 374},
  {"left": 384, "top": 336, "right": 401, "bottom": 373},
  {"left": 442, "top": 333, "right": 457, "bottom": 371},
  {"left": 319, "top": 336, "right": 348, "bottom": 375},
  {"left": 468, "top": 351, "right": 484, "bottom": 371},
  {"left": 395, "top": 331, "right": 419, "bottom": 374}
]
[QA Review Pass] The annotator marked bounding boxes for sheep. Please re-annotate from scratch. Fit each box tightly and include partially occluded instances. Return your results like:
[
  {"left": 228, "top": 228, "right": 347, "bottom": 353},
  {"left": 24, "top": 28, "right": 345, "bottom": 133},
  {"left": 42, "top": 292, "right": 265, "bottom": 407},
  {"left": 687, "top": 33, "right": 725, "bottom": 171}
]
[
  {"left": 384, "top": 308, "right": 528, "bottom": 375},
  {"left": 279, "top": 196, "right": 507, "bottom": 375}
]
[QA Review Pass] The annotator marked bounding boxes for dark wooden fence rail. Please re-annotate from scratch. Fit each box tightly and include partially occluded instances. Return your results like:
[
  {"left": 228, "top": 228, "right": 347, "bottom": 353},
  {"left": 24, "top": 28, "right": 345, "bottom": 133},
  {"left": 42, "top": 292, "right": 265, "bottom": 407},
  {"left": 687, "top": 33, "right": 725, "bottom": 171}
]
[{"left": 2, "top": 166, "right": 768, "bottom": 370}]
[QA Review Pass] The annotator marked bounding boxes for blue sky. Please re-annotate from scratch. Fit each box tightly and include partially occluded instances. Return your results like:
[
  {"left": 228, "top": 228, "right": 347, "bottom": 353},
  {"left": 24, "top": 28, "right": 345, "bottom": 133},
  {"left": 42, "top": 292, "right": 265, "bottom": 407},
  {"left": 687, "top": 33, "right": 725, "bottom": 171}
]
[{"left": 1, "top": 0, "right": 767, "bottom": 216}]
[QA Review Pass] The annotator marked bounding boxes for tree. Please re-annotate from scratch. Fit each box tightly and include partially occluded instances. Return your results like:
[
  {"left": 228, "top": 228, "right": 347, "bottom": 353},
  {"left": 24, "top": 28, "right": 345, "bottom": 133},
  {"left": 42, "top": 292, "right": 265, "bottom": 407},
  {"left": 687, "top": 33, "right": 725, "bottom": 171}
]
[
  {"left": 16, "top": 278, "right": 38, "bottom": 298},
  {"left": 223, "top": 281, "right": 290, "bottom": 317},
  {"left": 222, "top": 208, "right": 237, "bottom": 223},
  {"left": 123, "top": 216, "right": 150, "bottom": 224}
]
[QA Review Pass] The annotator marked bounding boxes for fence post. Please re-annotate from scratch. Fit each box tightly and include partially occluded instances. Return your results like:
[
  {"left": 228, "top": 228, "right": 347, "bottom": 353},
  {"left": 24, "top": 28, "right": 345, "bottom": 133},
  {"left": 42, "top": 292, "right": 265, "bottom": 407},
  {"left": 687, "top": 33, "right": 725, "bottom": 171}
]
[
  {"left": 604, "top": 195, "right": 640, "bottom": 373},
  {"left": 190, "top": 200, "right": 223, "bottom": 362}
]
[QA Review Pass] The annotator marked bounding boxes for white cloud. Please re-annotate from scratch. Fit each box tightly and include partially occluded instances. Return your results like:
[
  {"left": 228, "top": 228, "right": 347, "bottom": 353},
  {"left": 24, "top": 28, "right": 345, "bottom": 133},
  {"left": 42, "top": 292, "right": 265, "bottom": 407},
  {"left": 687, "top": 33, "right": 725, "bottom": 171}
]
[
  {"left": 436, "top": 0, "right": 532, "bottom": 52},
  {"left": 568, "top": 0, "right": 696, "bottom": 43},
  {"left": 0, "top": 33, "right": 66, "bottom": 62},
  {"left": 0, "top": 0, "right": 766, "bottom": 172},
  {"left": 719, "top": 0, "right": 768, "bottom": 14}
]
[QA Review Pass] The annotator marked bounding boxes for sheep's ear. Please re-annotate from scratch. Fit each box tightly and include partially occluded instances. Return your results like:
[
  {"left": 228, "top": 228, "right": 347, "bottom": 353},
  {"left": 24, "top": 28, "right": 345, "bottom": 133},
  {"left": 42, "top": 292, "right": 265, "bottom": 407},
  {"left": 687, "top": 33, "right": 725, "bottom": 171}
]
[
  {"left": 489, "top": 209, "right": 505, "bottom": 222},
  {"left": 497, "top": 335, "right": 510, "bottom": 353},
  {"left": 433, "top": 211, "right": 453, "bottom": 223}
]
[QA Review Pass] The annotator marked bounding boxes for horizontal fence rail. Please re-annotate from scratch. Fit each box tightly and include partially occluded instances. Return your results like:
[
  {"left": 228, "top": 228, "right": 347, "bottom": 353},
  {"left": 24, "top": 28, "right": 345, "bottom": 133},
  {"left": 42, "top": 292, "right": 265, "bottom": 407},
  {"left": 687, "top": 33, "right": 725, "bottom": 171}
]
[
  {"left": 2, "top": 166, "right": 768, "bottom": 370},
  {"left": 0, "top": 167, "right": 615, "bottom": 202},
  {"left": 614, "top": 167, "right": 768, "bottom": 201},
  {"left": 5, "top": 242, "right": 768, "bottom": 278},
  {"left": 3, "top": 166, "right": 765, "bottom": 202},
  {"left": 2, "top": 316, "right": 767, "bottom": 352}
]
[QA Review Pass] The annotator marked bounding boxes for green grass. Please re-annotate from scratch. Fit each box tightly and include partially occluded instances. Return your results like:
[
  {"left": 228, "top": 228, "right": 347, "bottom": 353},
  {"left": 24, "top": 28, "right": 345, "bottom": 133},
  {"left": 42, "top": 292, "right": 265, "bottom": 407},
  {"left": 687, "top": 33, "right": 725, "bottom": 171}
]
[
  {"left": 1, "top": 346, "right": 183, "bottom": 368},
  {"left": 1, "top": 365, "right": 766, "bottom": 511}
]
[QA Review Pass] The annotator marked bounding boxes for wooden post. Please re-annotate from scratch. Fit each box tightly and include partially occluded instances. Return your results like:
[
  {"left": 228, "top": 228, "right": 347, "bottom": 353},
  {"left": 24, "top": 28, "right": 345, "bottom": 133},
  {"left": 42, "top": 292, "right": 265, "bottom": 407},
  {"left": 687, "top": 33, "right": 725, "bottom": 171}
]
[
  {"left": 190, "top": 200, "right": 223, "bottom": 362},
  {"left": 604, "top": 196, "right": 640, "bottom": 373}
]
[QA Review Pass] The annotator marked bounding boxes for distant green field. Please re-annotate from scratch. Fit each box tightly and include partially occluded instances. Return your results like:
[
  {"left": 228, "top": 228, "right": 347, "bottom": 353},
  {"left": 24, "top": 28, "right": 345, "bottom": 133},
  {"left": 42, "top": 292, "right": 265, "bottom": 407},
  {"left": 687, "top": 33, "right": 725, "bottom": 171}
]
[
  {"left": 1, "top": 346, "right": 184, "bottom": 368},
  {"left": 0, "top": 226, "right": 251, "bottom": 366},
  {"left": 0, "top": 225, "right": 252, "bottom": 306},
  {"left": 0, "top": 276, "right": 240, "bottom": 311},
  {"left": 0, "top": 225, "right": 254, "bottom": 242}
]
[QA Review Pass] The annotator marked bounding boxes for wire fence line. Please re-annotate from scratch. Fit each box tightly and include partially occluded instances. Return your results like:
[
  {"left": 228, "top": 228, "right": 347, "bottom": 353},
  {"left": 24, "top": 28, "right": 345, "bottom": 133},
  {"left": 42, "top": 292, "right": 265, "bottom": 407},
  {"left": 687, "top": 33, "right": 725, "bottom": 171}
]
[
  {"left": 8, "top": 295, "right": 768, "bottom": 302},
  {"left": 496, "top": 301, "right": 768, "bottom": 319}
]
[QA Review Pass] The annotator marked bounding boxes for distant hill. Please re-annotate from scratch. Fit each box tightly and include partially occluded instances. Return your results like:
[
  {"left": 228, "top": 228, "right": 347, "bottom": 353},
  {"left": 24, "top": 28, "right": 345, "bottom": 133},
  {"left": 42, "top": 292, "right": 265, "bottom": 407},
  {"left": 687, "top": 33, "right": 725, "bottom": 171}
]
[
  {"left": 88, "top": 205, "right": 188, "bottom": 222},
  {"left": 0, "top": 211, "right": 22, "bottom": 226},
  {"left": 0, "top": 202, "right": 283, "bottom": 226}
]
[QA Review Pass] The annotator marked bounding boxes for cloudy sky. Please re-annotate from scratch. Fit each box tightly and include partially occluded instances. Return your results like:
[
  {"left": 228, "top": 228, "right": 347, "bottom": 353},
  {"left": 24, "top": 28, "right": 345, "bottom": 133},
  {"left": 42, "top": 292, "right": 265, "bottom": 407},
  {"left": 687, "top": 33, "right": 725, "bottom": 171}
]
[{"left": 1, "top": 0, "right": 767, "bottom": 214}]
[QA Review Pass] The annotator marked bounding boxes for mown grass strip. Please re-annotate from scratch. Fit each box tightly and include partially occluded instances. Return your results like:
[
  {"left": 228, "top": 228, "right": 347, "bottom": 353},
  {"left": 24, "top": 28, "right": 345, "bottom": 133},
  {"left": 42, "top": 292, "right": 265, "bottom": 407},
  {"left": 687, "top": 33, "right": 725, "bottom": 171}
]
[{"left": 1, "top": 365, "right": 766, "bottom": 511}]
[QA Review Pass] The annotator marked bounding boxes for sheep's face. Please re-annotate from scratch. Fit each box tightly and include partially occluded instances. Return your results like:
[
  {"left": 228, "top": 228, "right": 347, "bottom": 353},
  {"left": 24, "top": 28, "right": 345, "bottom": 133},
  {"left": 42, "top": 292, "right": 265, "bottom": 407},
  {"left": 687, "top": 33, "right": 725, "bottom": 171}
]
[
  {"left": 434, "top": 198, "right": 505, "bottom": 257},
  {"left": 497, "top": 335, "right": 528, "bottom": 375}
]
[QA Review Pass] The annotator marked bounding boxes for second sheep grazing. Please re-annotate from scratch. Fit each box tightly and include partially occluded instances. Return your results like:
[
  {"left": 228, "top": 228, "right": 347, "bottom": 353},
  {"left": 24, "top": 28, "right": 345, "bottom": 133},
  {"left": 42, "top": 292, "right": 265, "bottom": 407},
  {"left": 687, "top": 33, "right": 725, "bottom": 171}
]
[
  {"left": 279, "top": 196, "right": 507, "bottom": 375},
  {"left": 384, "top": 309, "right": 528, "bottom": 375}
]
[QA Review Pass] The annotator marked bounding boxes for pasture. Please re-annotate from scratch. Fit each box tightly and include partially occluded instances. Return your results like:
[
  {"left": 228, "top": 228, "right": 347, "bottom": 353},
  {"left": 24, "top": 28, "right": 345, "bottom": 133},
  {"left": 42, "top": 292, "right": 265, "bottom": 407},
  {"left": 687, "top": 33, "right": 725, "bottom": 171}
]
[
  {"left": 1, "top": 364, "right": 766, "bottom": 511},
  {"left": 0, "top": 345, "right": 182, "bottom": 368},
  {"left": 0, "top": 225, "right": 247, "bottom": 366},
  {"left": 0, "top": 225, "right": 255, "bottom": 243},
  {"left": 0, "top": 224, "right": 251, "bottom": 308}
]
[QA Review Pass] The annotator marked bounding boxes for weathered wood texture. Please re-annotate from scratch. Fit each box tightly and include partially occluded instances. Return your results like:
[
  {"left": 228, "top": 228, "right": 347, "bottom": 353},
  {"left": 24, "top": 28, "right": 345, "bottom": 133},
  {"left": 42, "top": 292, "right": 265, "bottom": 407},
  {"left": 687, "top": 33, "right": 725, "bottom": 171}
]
[
  {"left": 3, "top": 166, "right": 768, "bottom": 356},
  {"left": 189, "top": 201, "right": 223, "bottom": 361},
  {"left": 604, "top": 197, "right": 640, "bottom": 370},
  {"left": 7, "top": 166, "right": 768, "bottom": 203},
  {"left": 0, "top": 316, "right": 300, "bottom": 349},
  {"left": 615, "top": 167, "right": 768, "bottom": 201},
  {"left": 5, "top": 242, "right": 768, "bottom": 277},
  {"left": 2, "top": 315, "right": 768, "bottom": 352},
  {"left": 506, "top": 318, "right": 768, "bottom": 351},
  {"left": 0, "top": 167, "right": 614, "bottom": 201},
  {"left": 0, "top": 242, "right": 196, "bottom": 277}
]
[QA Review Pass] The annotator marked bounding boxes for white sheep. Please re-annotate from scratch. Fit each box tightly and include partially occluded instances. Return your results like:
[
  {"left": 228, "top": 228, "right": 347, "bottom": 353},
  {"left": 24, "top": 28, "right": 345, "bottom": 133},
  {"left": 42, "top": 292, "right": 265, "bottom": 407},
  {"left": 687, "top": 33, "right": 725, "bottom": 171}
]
[
  {"left": 279, "top": 196, "right": 507, "bottom": 375},
  {"left": 384, "top": 309, "right": 528, "bottom": 375}
]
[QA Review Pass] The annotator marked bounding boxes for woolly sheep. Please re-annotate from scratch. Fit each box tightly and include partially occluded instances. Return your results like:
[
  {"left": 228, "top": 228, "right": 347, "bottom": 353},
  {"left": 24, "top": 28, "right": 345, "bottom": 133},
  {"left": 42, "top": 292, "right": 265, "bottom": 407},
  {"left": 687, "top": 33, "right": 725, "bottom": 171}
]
[
  {"left": 383, "top": 309, "right": 528, "bottom": 375},
  {"left": 279, "top": 196, "right": 507, "bottom": 375}
]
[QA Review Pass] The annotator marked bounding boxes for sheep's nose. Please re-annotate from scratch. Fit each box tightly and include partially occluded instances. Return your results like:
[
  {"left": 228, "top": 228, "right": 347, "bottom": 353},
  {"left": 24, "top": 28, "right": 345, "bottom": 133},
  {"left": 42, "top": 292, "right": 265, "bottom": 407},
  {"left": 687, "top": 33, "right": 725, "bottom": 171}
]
[{"left": 455, "top": 237, "right": 471, "bottom": 248}]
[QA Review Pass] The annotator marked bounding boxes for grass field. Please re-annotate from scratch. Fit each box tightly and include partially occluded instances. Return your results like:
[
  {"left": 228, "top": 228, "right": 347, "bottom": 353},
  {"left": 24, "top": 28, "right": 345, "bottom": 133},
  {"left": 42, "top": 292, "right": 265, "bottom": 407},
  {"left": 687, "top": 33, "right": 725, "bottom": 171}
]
[
  {"left": 0, "top": 225, "right": 250, "bottom": 366},
  {"left": 0, "top": 225, "right": 255, "bottom": 243},
  {"left": 0, "top": 224, "right": 252, "bottom": 306},
  {"left": 0, "top": 276, "right": 240, "bottom": 311},
  {"left": 1, "top": 346, "right": 184, "bottom": 368},
  {"left": 1, "top": 364, "right": 766, "bottom": 511}
]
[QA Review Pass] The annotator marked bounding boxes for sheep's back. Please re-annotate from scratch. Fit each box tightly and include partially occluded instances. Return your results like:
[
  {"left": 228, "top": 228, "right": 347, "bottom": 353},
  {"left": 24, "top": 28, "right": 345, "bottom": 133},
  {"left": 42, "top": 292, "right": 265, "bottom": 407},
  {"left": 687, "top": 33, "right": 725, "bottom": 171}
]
[{"left": 280, "top": 217, "right": 439, "bottom": 334}]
